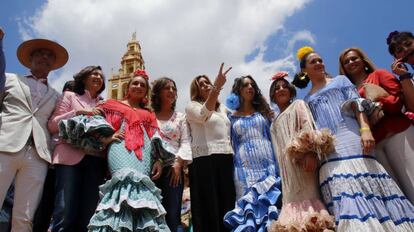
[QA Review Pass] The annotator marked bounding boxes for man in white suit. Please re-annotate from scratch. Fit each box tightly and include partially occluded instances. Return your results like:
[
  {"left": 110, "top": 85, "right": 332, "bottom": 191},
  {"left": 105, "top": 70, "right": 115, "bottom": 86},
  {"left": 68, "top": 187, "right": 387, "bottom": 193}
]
[{"left": 0, "top": 28, "right": 68, "bottom": 232}]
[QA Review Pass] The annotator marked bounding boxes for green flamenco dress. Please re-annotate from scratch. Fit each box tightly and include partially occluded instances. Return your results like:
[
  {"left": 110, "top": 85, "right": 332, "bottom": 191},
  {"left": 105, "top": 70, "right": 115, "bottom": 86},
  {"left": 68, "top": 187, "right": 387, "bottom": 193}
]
[{"left": 87, "top": 99, "right": 171, "bottom": 232}]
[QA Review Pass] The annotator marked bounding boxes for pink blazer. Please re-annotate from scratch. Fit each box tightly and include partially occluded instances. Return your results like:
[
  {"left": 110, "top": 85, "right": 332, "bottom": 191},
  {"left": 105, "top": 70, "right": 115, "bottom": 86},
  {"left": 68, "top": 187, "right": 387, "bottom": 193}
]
[{"left": 48, "top": 90, "right": 102, "bottom": 165}]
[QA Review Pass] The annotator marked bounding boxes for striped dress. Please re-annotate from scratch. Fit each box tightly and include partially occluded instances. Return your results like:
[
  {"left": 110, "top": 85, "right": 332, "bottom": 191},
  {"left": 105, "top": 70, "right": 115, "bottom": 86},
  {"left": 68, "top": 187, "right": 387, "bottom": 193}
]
[
  {"left": 224, "top": 112, "right": 281, "bottom": 232},
  {"left": 305, "top": 75, "right": 414, "bottom": 231}
]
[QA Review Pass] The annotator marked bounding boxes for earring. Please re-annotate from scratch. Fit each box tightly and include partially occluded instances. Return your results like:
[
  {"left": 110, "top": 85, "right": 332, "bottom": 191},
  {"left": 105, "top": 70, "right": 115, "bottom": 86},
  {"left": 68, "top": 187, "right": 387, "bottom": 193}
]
[{"left": 300, "top": 72, "right": 308, "bottom": 80}]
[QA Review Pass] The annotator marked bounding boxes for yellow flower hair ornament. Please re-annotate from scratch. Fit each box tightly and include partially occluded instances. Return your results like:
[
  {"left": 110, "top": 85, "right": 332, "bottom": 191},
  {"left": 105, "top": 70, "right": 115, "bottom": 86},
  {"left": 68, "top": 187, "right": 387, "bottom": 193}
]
[{"left": 296, "top": 46, "right": 314, "bottom": 61}]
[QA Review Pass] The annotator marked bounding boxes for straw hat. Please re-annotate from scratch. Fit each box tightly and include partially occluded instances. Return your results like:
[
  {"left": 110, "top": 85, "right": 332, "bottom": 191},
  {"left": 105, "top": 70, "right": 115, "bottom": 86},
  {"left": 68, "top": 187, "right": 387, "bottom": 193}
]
[{"left": 17, "top": 39, "right": 68, "bottom": 70}]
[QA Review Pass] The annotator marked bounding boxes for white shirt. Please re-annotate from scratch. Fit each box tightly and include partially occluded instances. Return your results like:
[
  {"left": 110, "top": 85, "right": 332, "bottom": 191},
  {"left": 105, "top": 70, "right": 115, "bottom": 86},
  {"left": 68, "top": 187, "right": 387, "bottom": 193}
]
[
  {"left": 25, "top": 75, "right": 48, "bottom": 109},
  {"left": 157, "top": 111, "right": 192, "bottom": 163},
  {"left": 185, "top": 101, "right": 233, "bottom": 159}
]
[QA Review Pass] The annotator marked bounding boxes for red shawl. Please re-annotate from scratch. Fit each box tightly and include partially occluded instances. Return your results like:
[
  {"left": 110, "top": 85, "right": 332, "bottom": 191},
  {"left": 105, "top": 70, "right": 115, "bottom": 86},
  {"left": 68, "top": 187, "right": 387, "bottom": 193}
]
[{"left": 98, "top": 99, "right": 158, "bottom": 160}]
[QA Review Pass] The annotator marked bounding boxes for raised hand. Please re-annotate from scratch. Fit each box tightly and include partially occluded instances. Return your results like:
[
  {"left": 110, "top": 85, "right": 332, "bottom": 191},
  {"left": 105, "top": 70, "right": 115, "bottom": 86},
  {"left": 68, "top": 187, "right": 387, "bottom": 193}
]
[
  {"left": 391, "top": 58, "right": 409, "bottom": 76},
  {"left": 213, "top": 62, "right": 232, "bottom": 89}
]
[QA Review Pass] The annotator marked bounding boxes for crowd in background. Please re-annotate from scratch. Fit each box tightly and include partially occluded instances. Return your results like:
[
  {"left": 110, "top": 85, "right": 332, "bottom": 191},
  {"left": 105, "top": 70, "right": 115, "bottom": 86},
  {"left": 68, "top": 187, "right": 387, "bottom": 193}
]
[{"left": 1, "top": 26, "right": 414, "bottom": 232}]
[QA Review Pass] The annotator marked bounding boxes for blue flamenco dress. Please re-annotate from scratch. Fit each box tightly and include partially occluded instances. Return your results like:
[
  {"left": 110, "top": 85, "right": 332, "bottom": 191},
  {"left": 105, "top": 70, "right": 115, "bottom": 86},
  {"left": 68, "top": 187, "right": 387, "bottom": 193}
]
[
  {"left": 304, "top": 75, "right": 414, "bottom": 231},
  {"left": 224, "top": 112, "right": 281, "bottom": 232},
  {"left": 87, "top": 100, "right": 170, "bottom": 232}
]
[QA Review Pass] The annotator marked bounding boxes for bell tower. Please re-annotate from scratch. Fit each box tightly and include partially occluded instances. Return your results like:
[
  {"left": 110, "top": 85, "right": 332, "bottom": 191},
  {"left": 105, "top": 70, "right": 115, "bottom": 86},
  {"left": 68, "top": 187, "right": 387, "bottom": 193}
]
[{"left": 107, "top": 32, "right": 145, "bottom": 99}]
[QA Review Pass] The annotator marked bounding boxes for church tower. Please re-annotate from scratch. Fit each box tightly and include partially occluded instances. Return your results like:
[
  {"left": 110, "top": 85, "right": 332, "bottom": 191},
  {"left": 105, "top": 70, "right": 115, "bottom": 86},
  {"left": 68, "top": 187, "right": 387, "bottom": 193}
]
[{"left": 107, "top": 32, "right": 145, "bottom": 99}]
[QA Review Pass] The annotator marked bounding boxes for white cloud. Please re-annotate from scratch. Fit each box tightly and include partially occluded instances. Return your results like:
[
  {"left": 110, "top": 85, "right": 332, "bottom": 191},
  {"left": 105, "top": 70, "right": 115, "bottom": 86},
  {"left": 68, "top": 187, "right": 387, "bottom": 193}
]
[
  {"left": 20, "top": 0, "right": 312, "bottom": 110},
  {"left": 286, "top": 30, "right": 317, "bottom": 54}
]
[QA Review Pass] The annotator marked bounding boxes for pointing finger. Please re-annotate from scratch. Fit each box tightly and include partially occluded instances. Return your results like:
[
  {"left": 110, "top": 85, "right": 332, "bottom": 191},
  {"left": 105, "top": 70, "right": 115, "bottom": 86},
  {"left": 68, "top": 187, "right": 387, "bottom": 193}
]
[
  {"left": 223, "top": 67, "right": 232, "bottom": 75},
  {"left": 219, "top": 62, "right": 224, "bottom": 74}
]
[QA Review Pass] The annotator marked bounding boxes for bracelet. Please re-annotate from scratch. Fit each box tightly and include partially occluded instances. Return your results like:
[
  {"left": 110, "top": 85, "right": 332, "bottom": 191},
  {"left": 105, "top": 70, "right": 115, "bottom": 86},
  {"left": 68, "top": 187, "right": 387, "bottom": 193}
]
[
  {"left": 399, "top": 72, "right": 412, "bottom": 81},
  {"left": 211, "top": 85, "right": 222, "bottom": 94},
  {"left": 213, "top": 85, "right": 222, "bottom": 91},
  {"left": 359, "top": 127, "right": 371, "bottom": 133}
]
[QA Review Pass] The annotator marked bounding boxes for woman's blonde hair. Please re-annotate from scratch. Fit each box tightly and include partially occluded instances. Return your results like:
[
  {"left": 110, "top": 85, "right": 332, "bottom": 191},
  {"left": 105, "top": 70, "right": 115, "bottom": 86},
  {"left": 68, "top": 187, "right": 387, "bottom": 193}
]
[{"left": 190, "top": 75, "right": 211, "bottom": 102}]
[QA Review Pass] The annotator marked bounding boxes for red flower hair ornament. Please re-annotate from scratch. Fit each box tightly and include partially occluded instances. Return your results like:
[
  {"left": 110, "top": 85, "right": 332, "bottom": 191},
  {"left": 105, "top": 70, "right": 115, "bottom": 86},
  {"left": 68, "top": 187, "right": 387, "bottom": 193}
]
[
  {"left": 133, "top": 69, "right": 149, "bottom": 80},
  {"left": 271, "top": 71, "right": 289, "bottom": 81}
]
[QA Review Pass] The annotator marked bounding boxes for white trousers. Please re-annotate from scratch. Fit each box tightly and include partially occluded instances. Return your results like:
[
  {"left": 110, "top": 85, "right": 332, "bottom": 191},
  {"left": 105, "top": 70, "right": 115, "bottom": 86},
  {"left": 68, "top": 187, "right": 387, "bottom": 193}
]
[
  {"left": 376, "top": 125, "right": 414, "bottom": 204},
  {"left": 0, "top": 145, "right": 48, "bottom": 232}
]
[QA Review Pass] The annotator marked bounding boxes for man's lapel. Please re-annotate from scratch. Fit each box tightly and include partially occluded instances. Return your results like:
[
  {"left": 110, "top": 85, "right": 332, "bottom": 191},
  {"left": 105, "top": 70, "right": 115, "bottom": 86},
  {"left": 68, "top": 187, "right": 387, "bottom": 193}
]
[{"left": 17, "top": 76, "right": 33, "bottom": 110}]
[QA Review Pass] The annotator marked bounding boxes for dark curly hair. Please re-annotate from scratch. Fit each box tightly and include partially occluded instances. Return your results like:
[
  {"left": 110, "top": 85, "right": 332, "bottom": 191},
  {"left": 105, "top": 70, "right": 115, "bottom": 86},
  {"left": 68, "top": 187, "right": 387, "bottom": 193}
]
[
  {"left": 151, "top": 77, "right": 177, "bottom": 112},
  {"left": 269, "top": 78, "right": 296, "bottom": 103},
  {"left": 387, "top": 31, "right": 414, "bottom": 56},
  {"left": 231, "top": 75, "right": 272, "bottom": 119},
  {"left": 73, "top": 66, "right": 105, "bottom": 96}
]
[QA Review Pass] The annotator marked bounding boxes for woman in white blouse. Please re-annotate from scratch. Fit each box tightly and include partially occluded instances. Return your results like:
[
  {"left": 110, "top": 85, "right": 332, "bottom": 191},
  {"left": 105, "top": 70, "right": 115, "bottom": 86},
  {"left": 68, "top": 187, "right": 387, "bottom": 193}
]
[
  {"left": 151, "top": 77, "right": 192, "bottom": 232},
  {"left": 185, "top": 64, "right": 235, "bottom": 232}
]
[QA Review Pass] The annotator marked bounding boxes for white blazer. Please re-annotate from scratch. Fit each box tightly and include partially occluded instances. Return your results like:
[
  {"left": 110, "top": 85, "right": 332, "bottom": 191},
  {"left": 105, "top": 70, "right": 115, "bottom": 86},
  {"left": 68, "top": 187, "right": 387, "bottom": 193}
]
[{"left": 0, "top": 73, "right": 59, "bottom": 163}]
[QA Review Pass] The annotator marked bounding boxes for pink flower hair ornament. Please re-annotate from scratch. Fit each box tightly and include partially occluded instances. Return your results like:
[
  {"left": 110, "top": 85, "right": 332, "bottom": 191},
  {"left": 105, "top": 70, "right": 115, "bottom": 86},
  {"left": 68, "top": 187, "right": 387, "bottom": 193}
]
[
  {"left": 133, "top": 69, "right": 149, "bottom": 80},
  {"left": 271, "top": 71, "right": 289, "bottom": 81}
]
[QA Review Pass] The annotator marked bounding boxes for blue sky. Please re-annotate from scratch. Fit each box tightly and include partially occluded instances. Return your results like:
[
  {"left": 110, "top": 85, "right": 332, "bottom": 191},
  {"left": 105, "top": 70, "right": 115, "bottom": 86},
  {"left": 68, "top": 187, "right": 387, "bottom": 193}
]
[
  {"left": 257, "top": 0, "right": 414, "bottom": 98},
  {"left": 277, "top": 0, "right": 412, "bottom": 74},
  {"left": 1, "top": 0, "right": 413, "bottom": 106},
  {"left": 1, "top": 0, "right": 45, "bottom": 74}
]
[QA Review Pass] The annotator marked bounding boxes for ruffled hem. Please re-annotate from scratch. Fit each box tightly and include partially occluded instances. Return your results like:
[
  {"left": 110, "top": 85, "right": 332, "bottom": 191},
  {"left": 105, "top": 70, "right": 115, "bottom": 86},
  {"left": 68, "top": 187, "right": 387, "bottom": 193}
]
[
  {"left": 285, "top": 129, "right": 335, "bottom": 162},
  {"left": 88, "top": 207, "right": 170, "bottom": 232},
  {"left": 224, "top": 176, "right": 281, "bottom": 232},
  {"left": 269, "top": 199, "right": 335, "bottom": 232},
  {"left": 327, "top": 193, "right": 414, "bottom": 226},
  {"left": 319, "top": 158, "right": 414, "bottom": 231},
  {"left": 319, "top": 158, "right": 414, "bottom": 228},
  {"left": 337, "top": 217, "right": 414, "bottom": 232},
  {"left": 88, "top": 168, "right": 170, "bottom": 232},
  {"left": 59, "top": 115, "right": 114, "bottom": 153}
]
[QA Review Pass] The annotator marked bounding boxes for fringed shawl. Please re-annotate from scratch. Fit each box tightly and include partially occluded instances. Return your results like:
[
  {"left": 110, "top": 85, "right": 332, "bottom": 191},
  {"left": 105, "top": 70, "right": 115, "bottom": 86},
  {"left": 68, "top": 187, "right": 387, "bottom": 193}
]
[
  {"left": 304, "top": 75, "right": 360, "bottom": 134},
  {"left": 271, "top": 100, "right": 334, "bottom": 196},
  {"left": 272, "top": 100, "right": 315, "bottom": 193},
  {"left": 98, "top": 99, "right": 158, "bottom": 160}
]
